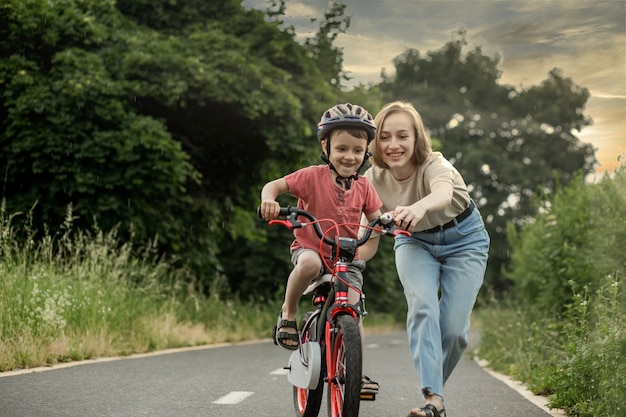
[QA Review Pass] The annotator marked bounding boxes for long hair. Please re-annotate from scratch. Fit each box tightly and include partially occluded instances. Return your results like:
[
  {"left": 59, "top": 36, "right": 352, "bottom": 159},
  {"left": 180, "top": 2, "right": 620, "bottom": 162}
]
[{"left": 369, "top": 101, "right": 432, "bottom": 169}]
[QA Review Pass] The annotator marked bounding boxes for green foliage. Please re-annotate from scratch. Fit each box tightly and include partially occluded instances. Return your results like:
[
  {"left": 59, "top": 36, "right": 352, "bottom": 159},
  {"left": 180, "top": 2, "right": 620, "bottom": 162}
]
[
  {"left": 0, "top": 0, "right": 603, "bottom": 314},
  {"left": 506, "top": 168, "right": 626, "bottom": 313},
  {"left": 548, "top": 275, "right": 625, "bottom": 416},
  {"left": 0, "top": 201, "right": 282, "bottom": 369},
  {"left": 0, "top": 0, "right": 338, "bottom": 290},
  {"left": 476, "top": 166, "right": 626, "bottom": 417}
]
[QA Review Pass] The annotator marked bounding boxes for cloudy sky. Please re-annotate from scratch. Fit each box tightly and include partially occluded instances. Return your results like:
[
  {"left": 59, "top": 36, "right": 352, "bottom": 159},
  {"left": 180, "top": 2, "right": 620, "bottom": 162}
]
[{"left": 245, "top": 0, "right": 626, "bottom": 178}]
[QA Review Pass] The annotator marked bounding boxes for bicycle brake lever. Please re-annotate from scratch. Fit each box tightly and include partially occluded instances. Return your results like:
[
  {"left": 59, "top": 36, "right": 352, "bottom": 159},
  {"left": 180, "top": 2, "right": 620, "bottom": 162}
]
[
  {"left": 268, "top": 219, "right": 295, "bottom": 229},
  {"left": 269, "top": 212, "right": 305, "bottom": 229},
  {"left": 394, "top": 230, "right": 411, "bottom": 237},
  {"left": 379, "top": 227, "right": 411, "bottom": 237}
]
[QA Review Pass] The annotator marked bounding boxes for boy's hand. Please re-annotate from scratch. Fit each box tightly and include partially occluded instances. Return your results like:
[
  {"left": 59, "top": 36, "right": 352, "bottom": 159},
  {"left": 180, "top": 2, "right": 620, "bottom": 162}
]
[{"left": 260, "top": 200, "right": 280, "bottom": 221}]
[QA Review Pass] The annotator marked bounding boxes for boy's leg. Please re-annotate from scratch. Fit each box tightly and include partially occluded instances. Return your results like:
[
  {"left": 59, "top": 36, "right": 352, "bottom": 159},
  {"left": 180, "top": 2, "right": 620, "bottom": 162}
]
[
  {"left": 347, "top": 263, "right": 379, "bottom": 397},
  {"left": 278, "top": 249, "right": 323, "bottom": 347}
]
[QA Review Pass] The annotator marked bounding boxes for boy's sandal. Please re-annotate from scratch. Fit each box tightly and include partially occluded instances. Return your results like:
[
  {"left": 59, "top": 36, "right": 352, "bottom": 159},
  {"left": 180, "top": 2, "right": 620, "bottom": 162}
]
[
  {"left": 360, "top": 375, "right": 380, "bottom": 394},
  {"left": 272, "top": 313, "right": 298, "bottom": 350},
  {"left": 407, "top": 404, "right": 446, "bottom": 417}
]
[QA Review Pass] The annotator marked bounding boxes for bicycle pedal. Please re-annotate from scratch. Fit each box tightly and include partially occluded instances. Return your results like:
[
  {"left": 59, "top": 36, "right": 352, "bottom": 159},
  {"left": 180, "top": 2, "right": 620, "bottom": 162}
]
[{"left": 360, "top": 392, "right": 376, "bottom": 401}]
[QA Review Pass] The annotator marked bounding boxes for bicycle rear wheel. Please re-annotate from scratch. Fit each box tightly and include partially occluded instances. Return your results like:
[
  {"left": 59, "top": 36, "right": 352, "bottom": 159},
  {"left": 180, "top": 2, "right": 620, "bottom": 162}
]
[
  {"left": 293, "top": 312, "right": 324, "bottom": 417},
  {"left": 327, "top": 314, "right": 362, "bottom": 417}
]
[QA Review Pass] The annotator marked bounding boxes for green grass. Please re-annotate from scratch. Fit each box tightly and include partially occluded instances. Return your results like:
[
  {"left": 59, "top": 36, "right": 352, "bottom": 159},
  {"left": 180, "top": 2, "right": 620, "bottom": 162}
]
[
  {"left": 0, "top": 201, "right": 399, "bottom": 372},
  {"left": 0, "top": 202, "right": 270, "bottom": 371},
  {"left": 474, "top": 274, "right": 625, "bottom": 417}
]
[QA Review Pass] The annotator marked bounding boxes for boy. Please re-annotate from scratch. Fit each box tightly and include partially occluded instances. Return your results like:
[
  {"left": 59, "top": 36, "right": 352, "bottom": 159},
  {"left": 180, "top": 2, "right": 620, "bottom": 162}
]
[{"left": 259, "top": 103, "right": 383, "bottom": 395}]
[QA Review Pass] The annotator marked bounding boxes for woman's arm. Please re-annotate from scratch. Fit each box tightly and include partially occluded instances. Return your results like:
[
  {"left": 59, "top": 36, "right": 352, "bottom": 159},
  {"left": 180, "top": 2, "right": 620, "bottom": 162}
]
[{"left": 394, "top": 181, "right": 453, "bottom": 231}]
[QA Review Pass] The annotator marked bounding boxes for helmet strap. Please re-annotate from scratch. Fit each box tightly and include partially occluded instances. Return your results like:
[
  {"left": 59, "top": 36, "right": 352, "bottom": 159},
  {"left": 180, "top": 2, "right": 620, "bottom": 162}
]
[{"left": 320, "top": 148, "right": 371, "bottom": 192}]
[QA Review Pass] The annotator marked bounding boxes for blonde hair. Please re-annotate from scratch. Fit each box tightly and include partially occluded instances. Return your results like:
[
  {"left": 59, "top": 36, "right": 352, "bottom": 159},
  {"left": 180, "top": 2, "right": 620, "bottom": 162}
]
[{"left": 369, "top": 101, "right": 432, "bottom": 168}]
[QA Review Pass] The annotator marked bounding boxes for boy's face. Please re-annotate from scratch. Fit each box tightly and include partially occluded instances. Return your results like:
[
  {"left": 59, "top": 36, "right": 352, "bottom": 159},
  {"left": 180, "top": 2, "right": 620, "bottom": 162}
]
[{"left": 321, "top": 131, "right": 368, "bottom": 178}]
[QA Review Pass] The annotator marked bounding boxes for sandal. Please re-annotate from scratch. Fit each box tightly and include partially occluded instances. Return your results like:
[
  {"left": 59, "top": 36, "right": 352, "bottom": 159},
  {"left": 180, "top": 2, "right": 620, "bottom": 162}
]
[
  {"left": 272, "top": 313, "right": 298, "bottom": 350},
  {"left": 407, "top": 404, "right": 446, "bottom": 417},
  {"left": 360, "top": 375, "right": 379, "bottom": 401},
  {"left": 360, "top": 375, "right": 380, "bottom": 394}
]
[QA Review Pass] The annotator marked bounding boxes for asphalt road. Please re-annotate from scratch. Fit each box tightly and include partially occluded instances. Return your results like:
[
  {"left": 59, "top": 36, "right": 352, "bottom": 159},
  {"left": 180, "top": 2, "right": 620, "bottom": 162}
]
[{"left": 0, "top": 331, "right": 557, "bottom": 417}]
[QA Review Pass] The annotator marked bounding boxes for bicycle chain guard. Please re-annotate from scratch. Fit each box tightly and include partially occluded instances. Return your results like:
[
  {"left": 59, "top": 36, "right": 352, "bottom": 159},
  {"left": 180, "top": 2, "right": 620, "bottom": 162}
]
[{"left": 287, "top": 341, "right": 322, "bottom": 390}]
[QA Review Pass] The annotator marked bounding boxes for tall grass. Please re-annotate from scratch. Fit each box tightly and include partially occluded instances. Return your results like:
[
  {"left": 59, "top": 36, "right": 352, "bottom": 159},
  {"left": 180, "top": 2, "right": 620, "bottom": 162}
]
[
  {"left": 476, "top": 274, "right": 625, "bottom": 416},
  {"left": 0, "top": 201, "right": 280, "bottom": 371},
  {"left": 475, "top": 166, "right": 626, "bottom": 417},
  {"left": 0, "top": 201, "right": 396, "bottom": 372}
]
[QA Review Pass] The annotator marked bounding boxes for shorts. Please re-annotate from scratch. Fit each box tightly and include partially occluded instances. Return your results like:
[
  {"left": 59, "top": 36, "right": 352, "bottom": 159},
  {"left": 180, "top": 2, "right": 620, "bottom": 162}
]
[{"left": 291, "top": 248, "right": 366, "bottom": 291}]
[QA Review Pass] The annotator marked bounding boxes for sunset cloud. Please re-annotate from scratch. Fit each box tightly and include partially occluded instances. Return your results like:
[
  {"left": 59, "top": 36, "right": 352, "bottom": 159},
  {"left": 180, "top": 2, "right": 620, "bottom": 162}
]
[{"left": 245, "top": 0, "right": 625, "bottom": 174}]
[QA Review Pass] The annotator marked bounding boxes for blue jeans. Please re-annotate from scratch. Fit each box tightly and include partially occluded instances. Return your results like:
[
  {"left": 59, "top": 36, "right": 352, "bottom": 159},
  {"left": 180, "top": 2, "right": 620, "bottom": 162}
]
[{"left": 393, "top": 205, "right": 489, "bottom": 399}]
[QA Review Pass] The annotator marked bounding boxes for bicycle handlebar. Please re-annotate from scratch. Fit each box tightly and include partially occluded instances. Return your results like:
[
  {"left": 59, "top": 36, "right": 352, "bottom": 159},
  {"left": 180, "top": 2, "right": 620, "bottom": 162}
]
[{"left": 257, "top": 206, "right": 409, "bottom": 249}]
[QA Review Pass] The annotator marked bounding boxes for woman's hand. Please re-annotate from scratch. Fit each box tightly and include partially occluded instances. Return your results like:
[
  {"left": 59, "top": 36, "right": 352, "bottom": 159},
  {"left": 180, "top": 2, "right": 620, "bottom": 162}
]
[{"left": 393, "top": 203, "right": 427, "bottom": 231}]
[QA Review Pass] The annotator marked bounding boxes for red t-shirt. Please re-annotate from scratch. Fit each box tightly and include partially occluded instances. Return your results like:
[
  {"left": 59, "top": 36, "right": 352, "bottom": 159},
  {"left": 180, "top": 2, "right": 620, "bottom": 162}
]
[{"left": 284, "top": 165, "right": 382, "bottom": 261}]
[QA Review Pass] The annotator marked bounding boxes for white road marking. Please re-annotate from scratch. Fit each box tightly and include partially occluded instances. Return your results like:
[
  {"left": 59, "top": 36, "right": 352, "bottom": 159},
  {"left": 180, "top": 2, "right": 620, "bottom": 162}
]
[
  {"left": 270, "top": 367, "right": 289, "bottom": 375},
  {"left": 212, "top": 391, "right": 254, "bottom": 404}
]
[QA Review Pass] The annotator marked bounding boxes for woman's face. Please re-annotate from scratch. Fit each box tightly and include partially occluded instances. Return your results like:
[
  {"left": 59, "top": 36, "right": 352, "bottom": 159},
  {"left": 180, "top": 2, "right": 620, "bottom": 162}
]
[{"left": 379, "top": 111, "right": 415, "bottom": 169}]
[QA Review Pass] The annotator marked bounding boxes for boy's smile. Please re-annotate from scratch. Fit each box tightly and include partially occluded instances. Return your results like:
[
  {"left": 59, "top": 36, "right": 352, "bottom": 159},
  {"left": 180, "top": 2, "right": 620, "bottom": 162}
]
[{"left": 322, "top": 131, "right": 368, "bottom": 183}]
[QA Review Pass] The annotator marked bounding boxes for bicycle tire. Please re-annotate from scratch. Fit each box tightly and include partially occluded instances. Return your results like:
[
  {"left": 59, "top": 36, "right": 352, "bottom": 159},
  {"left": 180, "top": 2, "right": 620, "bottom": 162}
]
[
  {"left": 327, "top": 314, "right": 362, "bottom": 417},
  {"left": 293, "top": 312, "right": 324, "bottom": 417}
]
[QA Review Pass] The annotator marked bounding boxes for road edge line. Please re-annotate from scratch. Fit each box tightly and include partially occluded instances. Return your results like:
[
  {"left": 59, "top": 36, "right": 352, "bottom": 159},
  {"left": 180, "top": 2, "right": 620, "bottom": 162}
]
[
  {"left": 0, "top": 338, "right": 271, "bottom": 378},
  {"left": 474, "top": 358, "right": 567, "bottom": 417}
]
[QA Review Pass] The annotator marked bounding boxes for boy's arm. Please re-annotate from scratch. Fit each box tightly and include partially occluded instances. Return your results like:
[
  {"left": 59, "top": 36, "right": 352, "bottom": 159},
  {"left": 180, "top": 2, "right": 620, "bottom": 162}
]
[
  {"left": 260, "top": 178, "right": 289, "bottom": 221},
  {"left": 358, "top": 209, "right": 382, "bottom": 261}
]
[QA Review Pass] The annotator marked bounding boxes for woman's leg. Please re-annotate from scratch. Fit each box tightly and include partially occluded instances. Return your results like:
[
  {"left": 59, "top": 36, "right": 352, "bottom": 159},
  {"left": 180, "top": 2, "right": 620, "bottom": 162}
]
[
  {"left": 394, "top": 237, "right": 444, "bottom": 397},
  {"left": 438, "top": 246, "right": 487, "bottom": 383},
  {"left": 439, "top": 215, "right": 489, "bottom": 383}
]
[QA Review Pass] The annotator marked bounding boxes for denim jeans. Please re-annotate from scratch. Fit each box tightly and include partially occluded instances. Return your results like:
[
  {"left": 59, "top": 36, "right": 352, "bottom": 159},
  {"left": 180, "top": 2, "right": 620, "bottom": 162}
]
[{"left": 393, "top": 205, "right": 489, "bottom": 398}]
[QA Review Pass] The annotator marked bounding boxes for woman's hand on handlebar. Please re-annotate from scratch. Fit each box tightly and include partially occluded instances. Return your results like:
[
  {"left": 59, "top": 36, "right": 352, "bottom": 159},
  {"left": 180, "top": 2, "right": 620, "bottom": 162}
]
[{"left": 259, "top": 199, "right": 281, "bottom": 221}]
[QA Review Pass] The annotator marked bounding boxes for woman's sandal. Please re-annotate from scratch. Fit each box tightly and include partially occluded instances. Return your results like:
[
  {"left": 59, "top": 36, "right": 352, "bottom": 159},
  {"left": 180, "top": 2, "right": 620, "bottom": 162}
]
[
  {"left": 272, "top": 313, "right": 299, "bottom": 350},
  {"left": 407, "top": 403, "right": 446, "bottom": 417}
]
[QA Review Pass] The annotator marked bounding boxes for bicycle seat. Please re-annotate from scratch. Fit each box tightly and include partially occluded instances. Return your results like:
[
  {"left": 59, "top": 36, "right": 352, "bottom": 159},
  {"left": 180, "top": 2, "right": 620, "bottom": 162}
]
[{"left": 303, "top": 273, "right": 332, "bottom": 295}]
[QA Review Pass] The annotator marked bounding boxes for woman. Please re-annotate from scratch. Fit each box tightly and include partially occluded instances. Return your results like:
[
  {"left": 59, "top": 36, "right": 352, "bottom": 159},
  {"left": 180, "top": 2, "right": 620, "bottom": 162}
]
[{"left": 360, "top": 101, "right": 489, "bottom": 417}]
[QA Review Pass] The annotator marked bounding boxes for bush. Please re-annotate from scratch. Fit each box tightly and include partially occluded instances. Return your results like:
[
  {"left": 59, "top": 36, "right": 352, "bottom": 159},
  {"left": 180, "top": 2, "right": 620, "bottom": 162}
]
[
  {"left": 505, "top": 168, "right": 626, "bottom": 314},
  {"left": 476, "top": 166, "right": 626, "bottom": 417},
  {"left": 547, "top": 274, "right": 625, "bottom": 416}
]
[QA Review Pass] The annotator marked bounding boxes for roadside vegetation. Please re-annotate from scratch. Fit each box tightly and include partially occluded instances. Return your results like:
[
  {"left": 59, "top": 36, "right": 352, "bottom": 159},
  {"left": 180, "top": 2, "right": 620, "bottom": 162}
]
[
  {"left": 0, "top": 200, "right": 398, "bottom": 371},
  {"left": 0, "top": 200, "right": 274, "bottom": 371},
  {"left": 475, "top": 165, "right": 625, "bottom": 417}
]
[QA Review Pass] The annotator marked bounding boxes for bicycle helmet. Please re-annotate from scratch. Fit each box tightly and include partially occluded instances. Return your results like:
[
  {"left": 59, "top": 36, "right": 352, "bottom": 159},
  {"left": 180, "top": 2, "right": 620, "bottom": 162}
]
[
  {"left": 317, "top": 103, "right": 376, "bottom": 143},
  {"left": 317, "top": 103, "right": 376, "bottom": 190}
]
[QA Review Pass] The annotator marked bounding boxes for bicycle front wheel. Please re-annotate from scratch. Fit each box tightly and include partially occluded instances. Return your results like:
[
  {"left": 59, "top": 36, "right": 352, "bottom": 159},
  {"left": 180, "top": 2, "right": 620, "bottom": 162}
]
[
  {"left": 327, "top": 314, "right": 362, "bottom": 417},
  {"left": 293, "top": 312, "right": 324, "bottom": 417}
]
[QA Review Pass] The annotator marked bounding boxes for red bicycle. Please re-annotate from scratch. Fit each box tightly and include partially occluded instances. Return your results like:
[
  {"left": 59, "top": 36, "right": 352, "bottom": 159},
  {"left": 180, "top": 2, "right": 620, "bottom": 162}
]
[{"left": 262, "top": 206, "right": 407, "bottom": 417}]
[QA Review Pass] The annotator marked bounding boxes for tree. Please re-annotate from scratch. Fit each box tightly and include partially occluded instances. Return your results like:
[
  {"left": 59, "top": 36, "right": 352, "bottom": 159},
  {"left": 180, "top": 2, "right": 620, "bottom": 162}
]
[
  {"left": 377, "top": 32, "right": 597, "bottom": 293},
  {"left": 0, "top": 0, "right": 336, "bottom": 291}
]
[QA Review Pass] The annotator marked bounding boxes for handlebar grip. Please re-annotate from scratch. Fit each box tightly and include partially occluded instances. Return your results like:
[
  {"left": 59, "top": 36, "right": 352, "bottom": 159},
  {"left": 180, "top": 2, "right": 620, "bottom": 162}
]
[
  {"left": 379, "top": 212, "right": 394, "bottom": 225},
  {"left": 257, "top": 206, "right": 295, "bottom": 220}
]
